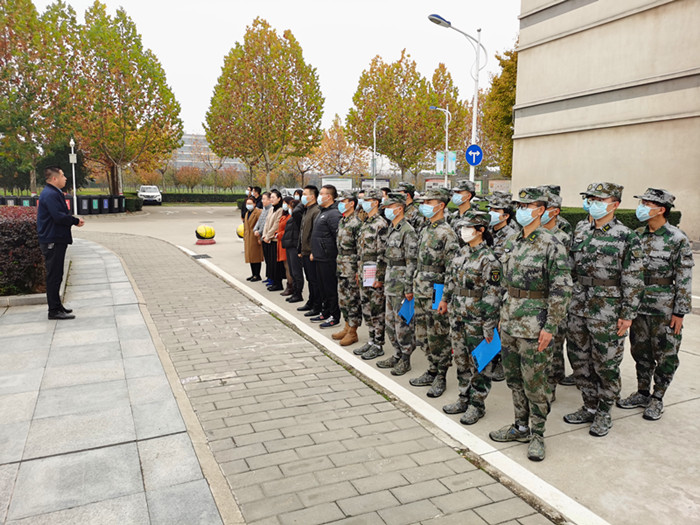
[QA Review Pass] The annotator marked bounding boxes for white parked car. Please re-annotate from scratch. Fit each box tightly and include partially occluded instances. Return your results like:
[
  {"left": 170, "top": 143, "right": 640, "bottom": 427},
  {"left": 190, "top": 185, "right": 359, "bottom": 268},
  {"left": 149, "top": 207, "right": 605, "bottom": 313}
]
[{"left": 137, "top": 185, "right": 162, "bottom": 205}]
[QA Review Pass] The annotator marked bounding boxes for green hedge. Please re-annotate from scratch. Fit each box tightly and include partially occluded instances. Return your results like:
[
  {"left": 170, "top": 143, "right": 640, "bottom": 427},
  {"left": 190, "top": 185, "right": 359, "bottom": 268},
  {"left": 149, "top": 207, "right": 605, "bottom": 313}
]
[
  {"left": 0, "top": 207, "right": 44, "bottom": 295},
  {"left": 125, "top": 197, "right": 143, "bottom": 212},
  {"left": 161, "top": 193, "right": 245, "bottom": 203}
]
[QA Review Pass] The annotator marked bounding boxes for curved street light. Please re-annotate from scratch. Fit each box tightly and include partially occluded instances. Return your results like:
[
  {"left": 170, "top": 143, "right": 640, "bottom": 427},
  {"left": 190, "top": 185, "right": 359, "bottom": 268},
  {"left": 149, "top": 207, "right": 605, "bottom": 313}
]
[
  {"left": 428, "top": 13, "right": 488, "bottom": 183},
  {"left": 429, "top": 106, "right": 452, "bottom": 187}
]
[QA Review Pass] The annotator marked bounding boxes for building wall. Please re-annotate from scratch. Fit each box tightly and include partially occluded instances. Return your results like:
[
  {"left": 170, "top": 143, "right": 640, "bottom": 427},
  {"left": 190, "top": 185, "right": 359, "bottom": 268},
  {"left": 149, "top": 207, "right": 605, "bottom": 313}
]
[{"left": 513, "top": 0, "right": 700, "bottom": 239}]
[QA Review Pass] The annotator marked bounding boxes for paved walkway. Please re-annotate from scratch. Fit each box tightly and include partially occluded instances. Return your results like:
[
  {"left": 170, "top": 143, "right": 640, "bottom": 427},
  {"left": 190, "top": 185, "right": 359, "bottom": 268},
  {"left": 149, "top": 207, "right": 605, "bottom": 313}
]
[
  {"left": 57, "top": 233, "right": 558, "bottom": 525},
  {"left": 0, "top": 241, "right": 221, "bottom": 524}
]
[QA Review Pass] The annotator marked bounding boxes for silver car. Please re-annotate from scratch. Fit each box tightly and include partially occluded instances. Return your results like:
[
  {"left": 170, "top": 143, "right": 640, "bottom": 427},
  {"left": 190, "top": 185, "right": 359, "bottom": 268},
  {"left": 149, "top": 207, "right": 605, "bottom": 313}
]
[{"left": 137, "top": 185, "right": 162, "bottom": 205}]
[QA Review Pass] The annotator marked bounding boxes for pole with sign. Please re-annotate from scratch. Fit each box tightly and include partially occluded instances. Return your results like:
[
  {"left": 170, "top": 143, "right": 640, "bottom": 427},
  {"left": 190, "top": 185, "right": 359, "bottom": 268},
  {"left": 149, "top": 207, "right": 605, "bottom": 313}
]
[
  {"left": 466, "top": 144, "right": 483, "bottom": 167},
  {"left": 69, "top": 138, "right": 78, "bottom": 214}
]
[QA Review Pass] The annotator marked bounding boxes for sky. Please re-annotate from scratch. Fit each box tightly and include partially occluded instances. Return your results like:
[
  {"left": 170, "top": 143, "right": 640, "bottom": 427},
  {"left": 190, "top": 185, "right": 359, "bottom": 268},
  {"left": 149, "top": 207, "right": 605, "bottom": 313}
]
[{"left": 34, "top": 0, "right": 521, "bottom": 134}]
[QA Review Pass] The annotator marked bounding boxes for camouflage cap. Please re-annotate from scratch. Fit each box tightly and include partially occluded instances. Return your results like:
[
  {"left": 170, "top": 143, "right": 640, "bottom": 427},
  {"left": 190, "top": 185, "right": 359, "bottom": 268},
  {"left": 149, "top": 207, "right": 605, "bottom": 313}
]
[
  {"left": 364, "top": 188, "right": 383, "bottom": 201},
  {"left": 417, "top": 188, "right": 450, "bottom": 203},
  {"left": 453, "top": 211, "right": 490, "bottom": 229},
  {"left": 581, "top": 182, "right": 623, "bottom": 199},
  {"left": 397, "top": 182, "right": 415, "bottom": 193},
  {"left": 541, "top": 184, "right": 561, "bottom": 196},
  {"left": 487, "top": 191, "right": 513, "bottom": 209},
  {"left": 382, "top": 192, "right": 407, "bottom": 207},
  {"left": 634, "top": 188, "right": 676, "bottom": 207},
  {"left": 537, "top": 186, "right": 561, "bottom": 208},
  {"left": 452, "top": 180, "right": 476, "bottom": 194},
  {"left": 337, "top": 189, "right": 357, "bottom": 200},
  {"left": 512, "top": 186, "right": 548, "bottom": 204}
]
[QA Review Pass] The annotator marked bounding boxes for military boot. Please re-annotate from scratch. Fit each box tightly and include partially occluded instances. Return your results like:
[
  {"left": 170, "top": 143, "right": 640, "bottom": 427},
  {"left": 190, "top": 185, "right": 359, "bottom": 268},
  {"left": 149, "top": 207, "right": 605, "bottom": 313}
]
[
  {"left": 589, "top": 410, "right": 613, "bottom": 437},
  {"left": 339, "top": 326, "right": 358, "bottom": 346},
  {"left": 559, "top": 374, "right": 575, "bottom": 386},
  {"left": 442, "top": 396, "right": 469, "bottom": 414},
  {"left": 361, "top": 343, "right": 384, "bottom": 360},
  {"left": 427, "top": 374, "right": 447, "bottom": 398},
  {"left": 460, "top": 405, "right": 485, "bottom": 425},
  {"left": 492, "top": 359, "right": 505, "bottom": 382},
  {"left": 527, "top": 434, "right": 545, "bottom": 462},
  {"left": 489, "top": 424, "right": 531, "bottom": 443},
  {"left": 643, "top": 397, "right": 664, "bottom": 421},
  {"left": 376, "top": 355, "right": 399, "bottom": 369},
  {"left": 353, "top": 341, "right": 373, "bottom": 356},
  {"left": 563, "top": 406, "right": 596, "bottom": 425},
  {"left": 391, "top": 354, "right": 411, "bottom": 376},
  {"left": 332, "top": 322, "right": 350, "bottom": 341},
  {"left": 409, "top": 370, "right": 436, "bottom": 387},
  {"left": 617, "top": 391, "right": 651, "bottom": 409}
]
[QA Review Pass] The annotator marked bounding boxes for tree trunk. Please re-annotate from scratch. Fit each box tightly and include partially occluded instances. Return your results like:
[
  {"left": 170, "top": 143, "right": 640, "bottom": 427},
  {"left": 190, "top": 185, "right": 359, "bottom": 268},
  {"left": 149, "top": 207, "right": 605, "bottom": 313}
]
[{"left": 30, "top": 168, "right": 37, "bottom": 195}]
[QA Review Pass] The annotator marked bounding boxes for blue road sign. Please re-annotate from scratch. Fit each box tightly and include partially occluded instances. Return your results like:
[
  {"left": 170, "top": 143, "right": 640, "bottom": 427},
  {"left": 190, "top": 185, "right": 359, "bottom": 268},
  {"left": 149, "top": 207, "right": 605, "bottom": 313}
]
[{"left": 466, "top": 145, "right": 483, "bottom": 166}]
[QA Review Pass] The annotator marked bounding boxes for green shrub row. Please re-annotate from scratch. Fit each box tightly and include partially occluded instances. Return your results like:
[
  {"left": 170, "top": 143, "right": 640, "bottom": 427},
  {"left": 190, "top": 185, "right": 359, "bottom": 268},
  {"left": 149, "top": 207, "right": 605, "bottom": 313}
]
[
  {"left": 125, "top": 197, "right": 143, "bottom": 212},
  {"left": 161, "top": 193, "right": 245, "bottom": 203},
  {"left": 0, "top": 207, "right": 44, "bottom": 296}
]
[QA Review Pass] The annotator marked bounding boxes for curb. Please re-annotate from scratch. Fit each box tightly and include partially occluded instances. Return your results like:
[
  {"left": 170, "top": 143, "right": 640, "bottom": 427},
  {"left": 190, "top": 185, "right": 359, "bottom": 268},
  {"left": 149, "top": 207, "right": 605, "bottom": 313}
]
[{"left": 177, "top": 244, "right": 610, "bottom": 525}]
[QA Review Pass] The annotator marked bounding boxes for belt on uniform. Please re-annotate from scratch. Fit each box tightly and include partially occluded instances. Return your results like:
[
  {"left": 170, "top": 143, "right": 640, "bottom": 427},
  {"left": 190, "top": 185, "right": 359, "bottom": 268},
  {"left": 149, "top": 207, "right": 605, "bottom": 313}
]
[
  {"left": 577, "top": 276, "right": 619, "bottom": 287},
  {"left": 360, "top": 256, "right": 378, "bottom": 263},
  {"left": 388, "top": 259, "right": 407, "bottom": 266},
  {"left": 457, "top": 287, "right": 483, "bottom": 298},
  {"left": 419, "top": 264, "right": 444, "bottom": 273},
  {"left": 644, "top": 276, "right": 674, "bottom": 286},
  {"left": 507, "top": 286, "right": 547, "bottom": 299},
  {"left": 338, "top": 250, "right": 356, "bottom": 256}
]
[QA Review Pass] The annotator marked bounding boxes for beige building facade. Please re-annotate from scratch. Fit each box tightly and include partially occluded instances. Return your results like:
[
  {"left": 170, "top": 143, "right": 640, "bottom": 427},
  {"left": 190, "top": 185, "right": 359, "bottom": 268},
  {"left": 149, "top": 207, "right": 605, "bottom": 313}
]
[{"left": 512, "top": 0, "right": 700, "bottom": 240}]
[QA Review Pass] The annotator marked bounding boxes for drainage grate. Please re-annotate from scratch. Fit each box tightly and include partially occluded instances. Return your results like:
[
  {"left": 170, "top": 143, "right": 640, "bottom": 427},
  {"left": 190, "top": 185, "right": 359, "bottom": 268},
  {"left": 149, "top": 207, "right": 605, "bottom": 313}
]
[{"left": 192, "top": 254, "right": 211, "bottom": 259}]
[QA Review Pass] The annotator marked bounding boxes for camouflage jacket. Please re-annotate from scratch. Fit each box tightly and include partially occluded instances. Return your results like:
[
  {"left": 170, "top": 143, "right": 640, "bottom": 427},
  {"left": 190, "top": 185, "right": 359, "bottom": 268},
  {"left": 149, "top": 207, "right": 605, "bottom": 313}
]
[
  {"left": 446, "top": 207, "right": 477, "bottom": 228},
  {"left": 548, "top": 223, "right": 572, "bottom": 250},
  {"left": 356, "top": 208, "right": 368, "bottom": 222},
  {"left": 379, "top": 218, "right": 418, "bottom": 297},
  {"left": 413, "top": 218, "right": 459, "bottom": 299},
  {"left": 491, "top": 221, "right": 520, "bottom": 260},
  {"left": 556, "top": 215, "right": 573, "bottom": 237},
  {"left": 636, "top": 223, "right": 694, "bottom": 317},
  {"left": 443, "top": 242, "right": 502, "bottom": 338},
  {"left": 500, "top": 227, "right": 572, "bottom": 338},
  {"left": 336, "top": 211, "right": 363, "bottom": 277},
  {"left": 357, "top": 212, "right": 389, "bottom": 282},
  {"left": 404, "top": 202, "right": 426, "bottom": 233},
  {"left": 569, "top": 217, "right": 644, "bottom": 321}
]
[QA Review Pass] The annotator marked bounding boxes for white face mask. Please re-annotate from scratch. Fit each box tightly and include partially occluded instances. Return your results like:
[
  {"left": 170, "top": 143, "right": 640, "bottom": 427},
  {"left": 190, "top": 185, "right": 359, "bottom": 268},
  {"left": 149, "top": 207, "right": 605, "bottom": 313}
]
[{"left": 460, "top": 227, "right": 478, "bottom": 243}]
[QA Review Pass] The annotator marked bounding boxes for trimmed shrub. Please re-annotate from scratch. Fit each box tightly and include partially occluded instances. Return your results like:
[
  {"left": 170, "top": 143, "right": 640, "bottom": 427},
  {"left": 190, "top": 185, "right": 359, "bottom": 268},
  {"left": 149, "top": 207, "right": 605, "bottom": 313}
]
[
  {"left": 161, "top": 193, "right": 245, "bottom": 203},
  {"left": 124, "top": 197, "right": 143, "bottom": 212},
  {"left": 0, "top": 207, "right": 45, "bottom": 295}
]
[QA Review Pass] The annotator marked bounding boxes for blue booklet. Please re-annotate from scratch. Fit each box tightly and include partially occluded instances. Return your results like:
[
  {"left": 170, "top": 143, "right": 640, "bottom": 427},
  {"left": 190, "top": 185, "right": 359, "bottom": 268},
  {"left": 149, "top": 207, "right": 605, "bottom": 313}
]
[
  {"left": 431, "top": 284, "right": 444, "bottom": 310},
  {"left": 471, "top": 329, "right": 502, "bottom": 373},
  {"left": 398, "top": 298, "right": 415, "bottom": 324}
]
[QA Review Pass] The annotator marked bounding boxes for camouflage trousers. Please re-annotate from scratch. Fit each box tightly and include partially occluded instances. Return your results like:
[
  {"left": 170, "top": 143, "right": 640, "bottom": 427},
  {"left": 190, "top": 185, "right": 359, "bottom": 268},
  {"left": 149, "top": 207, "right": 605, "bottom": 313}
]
[
  {"left": 386, "top": 296, "right": 415, "bottom": 357},
  {"left": 501, "top": 331, "right": 551, "bottom": 436},
  {"left": 629, "top": 314, "right": 681, "bottom": 398},
  {"left": 337, "top": 274, "right": 362, "bottom": 328},
  {"left": 548, "top": 318, "right": 568, "bottom": 388},
  {"left": 450, "top": 317, "right": 492, "bottom": 410},
  {"left": 414, "top": 297, "right": 452, "bottom": 373},
  {"left": 566, "top": 314, "right": 625, "bottom": 412},
  {"left": 360, "top": 284, "right": 385, "bottom": 345}
]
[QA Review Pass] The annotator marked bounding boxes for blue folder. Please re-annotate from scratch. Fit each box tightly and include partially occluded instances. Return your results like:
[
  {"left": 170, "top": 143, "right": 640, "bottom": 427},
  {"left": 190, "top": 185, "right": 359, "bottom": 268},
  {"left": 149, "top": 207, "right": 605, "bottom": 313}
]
[
  {"left": 398, "top": 298, "right": 415, "bottom": 324},
  {"left": 431, "top": 284, "right": 444, "bottom": 310},
  {"left": 471, "top": 329, "right": 502, "bottom": 373}
]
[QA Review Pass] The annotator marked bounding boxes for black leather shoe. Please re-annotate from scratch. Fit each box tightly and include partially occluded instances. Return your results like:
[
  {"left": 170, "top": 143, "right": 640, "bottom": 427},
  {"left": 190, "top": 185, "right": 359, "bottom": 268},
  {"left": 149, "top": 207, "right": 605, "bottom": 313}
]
[
  {"left": 61, "top": 306, "right": 73, "bottom": 314},
  {"left": 287, "top": 295, "right": 303, "bottom": 303},
  {"left": 49, "top": 311, "right": 75, "bottom": 320},
  {"left": 249, "top": 276, "right": 262, "bottom": 282},
  {"left": 246, "top": 276, "right": 255, "bottom": 281},
  {"left": 297, "top": 304, "right": 312, "bottom": 311},
  {"left": 268, "top": 284, "right": 283, "bottom": 292},
  {"left": 304, "top": 310, "right": 321, "bottom": 317}
]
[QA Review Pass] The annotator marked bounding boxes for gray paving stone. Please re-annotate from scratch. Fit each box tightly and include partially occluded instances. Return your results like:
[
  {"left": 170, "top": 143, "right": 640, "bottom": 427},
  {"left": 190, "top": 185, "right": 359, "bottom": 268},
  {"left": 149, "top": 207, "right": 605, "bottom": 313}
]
[
  {"left": 41, "top": 359, "right": 125, "bottom": 389},
  {"left": 46, "top": 341, "right": 122, "bottom": 367},
  {"left": 220, "top": 459, "right": 249, "bottom": 476},
  {"left": 391, "top": 479, "right": 451, "bottom": 504},
  {"left": 341, "top": 433, "right": 392, "bottom": 451},
  {"left": 240, "top": 493, "right": 303, "bottom": 522},
  {"left": 442, "top": 470, "right": 497, "bottom": 492},
  {"left": 376, "top": 438, "right": 426, "bottom": 458},
  {"left": 246, "top": 449, "right": 300, "bottom": 470},
  {"left": 431, "top": 488, "right": 493, "bottom": 514},
  {"left": 0, "top": 392, "right": 37, "bottom": 424},
  {"left": 400, "top": 463, "right": 456, "bottom": 483},
  {"left": 0, "top": 369, "right": 43, "bottom": 396},
  {"left": 228, "top": 466, "right": 284, "bottom": 489},
  {"left": 234, "top": 429, "right": 284, "bottom": 447},
  {"left": 279, "top": 455, "right": 335, "bottom": 477},
  {"left": 366, "top": 455, "right": 419, "bottom": 475},
  {"left": 410, "top": 447, "right": 460, "bottom": 466},
  {"left": 479, "top": 483, "right": 516, "bottom": 503},
  {"left": 443, "top": 457, "right": 478, "bottom": 474},
  {"left": 421, "top": 509, "right": 489, "bottom": 525},
  {"left": 473, "top": 498, "right": 538, "bottom": 524},
  {"left": 295, "top": 440, "right": 347, "bottom": 459},
  {"left": 33, "top": 380, "right": 129, "bottom": 419},
  {"left": 337, "top": 490, "right": 400, "bottom": 516},
  {"left": 7, "top": 444, "right": 142, "bottom": 521},
  {"left": 297, "top": 481, "right": 358, "bottom": 507},
  {"left": 22, "top": 405, "right": 135, "bottom": 459},
  {"left": 279, "top": 502, "right": 344, "bottom": 525},
  {"left": 380, "top": 499, "right": 442, "bottom": 525},
  {"left": 0, "top": 348, "right": 49, "bottom": 374},
  {"left": 264, "top": 434, "right": 314, "bottom": 452},
  {"left": 5, "top": 493, "right": 149, "bottom": 525},
  {"left": 261, "top": 472, "right": 319, "bottom": 497},
  {"left": 329, "top": 447, "right": 383, "bottom": 467},
  {"left": 146, "top": 478, "right": 222, "bottom": 525},
  {"left": 138, "top": 433, "right": 202, "bottom": 491},
  {"left": 352, "top": 472, "right": 409, "bottom": 494},
  {"left": 123, "top": 355, "right": 166, "bottom": 379},
  {"left": 131, "top": 398, "right": 185, "bottom": 440},
  {"left": 0, "top": 464, "right": 18, "bottom": 522},
  {"left": 518, "top": 513, "right": 556, "bottom": 525},
  {"left": 314, "top": 463, "right": 371, "bottom": 485},
  {"left": 127, "top": 375, "right": 175, "bottom": 406}
]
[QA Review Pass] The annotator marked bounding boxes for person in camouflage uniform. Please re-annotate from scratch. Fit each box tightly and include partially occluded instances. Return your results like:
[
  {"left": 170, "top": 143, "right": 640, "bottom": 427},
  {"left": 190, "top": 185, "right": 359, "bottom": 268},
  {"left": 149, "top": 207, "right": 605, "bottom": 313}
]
[
  {"left": 564, "top": 182, "right": 644, "bottom": 437},
  {"left": 540, "top": 185, "right": 573, "bottom": 237},
  {"left": 617, "top": 188, "right": 694, "bottom": 420},
  {"left": 375, "top": 193, "right": 419, "bottom": 375},
  {"left": 538, "top": 187, "right": 573, "bottom": 400},
  {"left": 447, "top": 180, "right": 477, "bottom": 225},
  {"left": 353, "top": 188, "right": 389, "bottom": 360},
  {"left": 356, "top": 190, "right": 368, "bottom": 222},
  {"left": 439, "top": 212, "right": 502, "bottom": 425},
  {"left": 487, "top": 191, "right": 519, "bottom": 382},
  {"left": 488, "top": 187, "right": 572, "bottom": 462},
  {"left": 408, "top": 189, "right": 459, "bottom": 398},
  {"left": 397, "top": 182, "right": 425, "bottom": 233},
  {"left": 332, "top": 190, "right": 364, "bottom": 346}
]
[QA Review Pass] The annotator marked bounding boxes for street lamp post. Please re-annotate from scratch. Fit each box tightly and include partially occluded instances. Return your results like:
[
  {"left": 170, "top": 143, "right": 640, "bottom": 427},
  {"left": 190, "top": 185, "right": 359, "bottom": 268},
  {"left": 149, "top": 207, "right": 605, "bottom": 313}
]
[
  {"left": 68, "top": 138, "right": 78, "bottom": 215},
  {"left": 428, "top": 14, "right": 487, "bottom": 183},
  {"left": 429, "top": 106, "right": 452, "bottom": 187},
  {"left": 372, "top": 115, "right": 384, "bottom": 188}
]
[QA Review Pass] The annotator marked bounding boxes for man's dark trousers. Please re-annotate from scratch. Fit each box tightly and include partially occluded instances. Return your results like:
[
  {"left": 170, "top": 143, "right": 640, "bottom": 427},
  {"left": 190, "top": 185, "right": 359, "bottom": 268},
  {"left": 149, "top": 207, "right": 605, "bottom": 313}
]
[
  {"left": 302, "top": 255, "right": 321, "bottom": 311},
  {"left": 40, "top": 242, "right": 67, "bottom": 314},
  {"left": 316, "top": 259, "right": 340, "bottom": 321}
]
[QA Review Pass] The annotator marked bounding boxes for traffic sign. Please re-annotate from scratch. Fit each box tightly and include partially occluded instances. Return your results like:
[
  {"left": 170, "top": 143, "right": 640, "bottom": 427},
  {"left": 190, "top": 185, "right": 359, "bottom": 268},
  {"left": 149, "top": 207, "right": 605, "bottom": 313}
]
[{"left": 465, "top": 145, "right": 483, "bottom": 166}]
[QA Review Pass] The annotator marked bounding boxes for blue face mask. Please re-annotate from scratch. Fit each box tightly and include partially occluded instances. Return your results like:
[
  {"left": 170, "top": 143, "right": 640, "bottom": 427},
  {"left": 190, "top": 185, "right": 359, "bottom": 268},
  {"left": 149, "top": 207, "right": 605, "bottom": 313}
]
[
  {"left": 515, "top": 207, "right": 536, "bottom": 227},
  {"left": 246, "top": 204, "right": 254, "bottom": 211},
  {"left": 541, "top": 210, "right": 554, "bottom": 225},
  {"left": 582, "top": 198, "right": 591, "bottom": 213},
  {"left": 451, "top": 193, "right": 464, "bottom": 206},
  {"left": 419, "top": 203, "right": 436, "bottom": 219},
  {"left": 301, "top": 195, "right": 308, "bottom": 206},
  {"left": 358, "top": 198, "right": 364, "bottom": 208},
  {"left": 384, "top": 208, "right": 396, "bottom": 222},
  {"left": 588, "top": 200, "right": 611, "bottom": 220},
  {"left": 338, "top": 202, "right": 347, "bottom": 214},
  {"left": 489, "top": 210, "right": 502, "bottom": 227},
  {"left": 362, "top": 201, "right": 373, "bottom": 213},
  {"left": 282, "top": 203, "right": 289, "bottom": 212},
  {"left": 636, "top": 204, "right": 659, "bottom": 222}
]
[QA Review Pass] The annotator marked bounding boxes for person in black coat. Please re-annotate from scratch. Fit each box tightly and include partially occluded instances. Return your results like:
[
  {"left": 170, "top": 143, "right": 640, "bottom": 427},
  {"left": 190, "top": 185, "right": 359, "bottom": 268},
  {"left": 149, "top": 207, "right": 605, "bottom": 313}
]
[
  {"left": 310, "top": 184, "right": 342, "bottom": 328},
  {"left": 282, "top": 198, "right": 304, "bottom": 303},
  {"left": 36, "top": 166, "right": 85, "bottom": 319}
]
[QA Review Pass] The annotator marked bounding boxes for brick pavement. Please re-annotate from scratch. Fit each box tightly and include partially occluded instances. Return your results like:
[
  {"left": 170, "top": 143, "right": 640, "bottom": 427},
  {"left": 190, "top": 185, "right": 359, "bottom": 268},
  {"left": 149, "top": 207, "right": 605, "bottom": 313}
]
[{"left": 81, "top": 232, "right": 555, "bottom": 525}]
